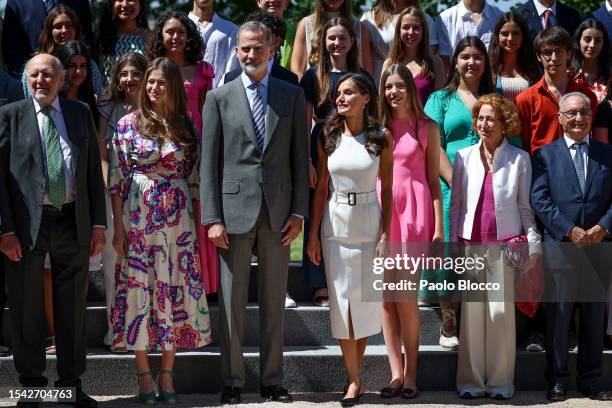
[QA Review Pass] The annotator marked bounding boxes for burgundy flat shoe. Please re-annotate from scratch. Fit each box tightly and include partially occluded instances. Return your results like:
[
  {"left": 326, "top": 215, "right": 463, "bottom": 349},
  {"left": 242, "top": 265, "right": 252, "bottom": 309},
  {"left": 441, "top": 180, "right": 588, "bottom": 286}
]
[{"left": 379, "top": 386, "right": 401, "bottom": 398}]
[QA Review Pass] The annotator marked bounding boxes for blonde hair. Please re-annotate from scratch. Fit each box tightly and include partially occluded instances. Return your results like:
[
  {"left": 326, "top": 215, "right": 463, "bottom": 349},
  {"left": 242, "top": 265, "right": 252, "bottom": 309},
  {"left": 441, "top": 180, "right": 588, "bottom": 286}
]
[{"left": 471, "top": 93, "right": 521, "bottom": 138}]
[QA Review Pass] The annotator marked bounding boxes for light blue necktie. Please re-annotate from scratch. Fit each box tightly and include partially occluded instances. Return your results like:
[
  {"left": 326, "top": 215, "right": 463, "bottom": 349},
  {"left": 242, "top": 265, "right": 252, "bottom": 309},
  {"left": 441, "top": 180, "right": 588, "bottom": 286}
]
[
  {"left": 249, "top": 82, "right": 265, "bottom": 154},
  {"left": 571, "top": 141, "right": 586, "bottom": 194}
]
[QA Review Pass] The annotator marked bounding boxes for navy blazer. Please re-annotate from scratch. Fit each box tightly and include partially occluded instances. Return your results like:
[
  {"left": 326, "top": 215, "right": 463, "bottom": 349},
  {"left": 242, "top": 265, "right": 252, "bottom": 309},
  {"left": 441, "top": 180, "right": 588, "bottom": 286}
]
[
  {"left": 531, "top": 138, "right": 612, "bottom": 243},
  {"left": 2, "top": 0, "right": 94, "bottom": 79},
  {"left": 223, "top": 63, "right": 299, "bottom": 87},
  {"left": 516, "top": 0, "right": 581, "bottom": 44},
  {"left": 585, "top": 5, "right": 612, "bottom": 43},
  {"left": 0, "top": 69, "right": 24, "bottom": 107}
]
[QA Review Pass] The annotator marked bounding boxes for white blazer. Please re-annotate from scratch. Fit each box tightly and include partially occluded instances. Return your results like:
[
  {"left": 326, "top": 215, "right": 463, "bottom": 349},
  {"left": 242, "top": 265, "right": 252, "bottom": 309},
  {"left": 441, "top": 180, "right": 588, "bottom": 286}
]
[{"left": 449, "top": 139, "right": 541, "bottom": 245}]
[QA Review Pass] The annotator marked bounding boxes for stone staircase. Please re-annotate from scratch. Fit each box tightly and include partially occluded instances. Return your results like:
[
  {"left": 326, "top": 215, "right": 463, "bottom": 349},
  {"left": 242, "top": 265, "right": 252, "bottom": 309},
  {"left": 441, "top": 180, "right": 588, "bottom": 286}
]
[{"left": 1, "top": 262, "right": 611, "bottom": 395}]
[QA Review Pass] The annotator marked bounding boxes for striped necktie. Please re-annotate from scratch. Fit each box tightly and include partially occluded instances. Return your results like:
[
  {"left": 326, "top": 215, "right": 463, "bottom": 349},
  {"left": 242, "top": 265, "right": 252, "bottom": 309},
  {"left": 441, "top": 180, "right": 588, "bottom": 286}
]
[
  {"left": 42, "top": 105, "right": 66, "bottom": 208},
  {"left": 249, "top": 81, "right": 265, "bottom": 153}
]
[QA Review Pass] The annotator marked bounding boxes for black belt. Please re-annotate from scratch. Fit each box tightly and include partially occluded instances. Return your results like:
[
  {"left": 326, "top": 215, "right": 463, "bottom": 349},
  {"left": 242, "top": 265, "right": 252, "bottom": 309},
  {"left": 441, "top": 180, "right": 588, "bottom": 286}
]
[{"left": 42, "top": 201, "right": 75, "bottom": 216}]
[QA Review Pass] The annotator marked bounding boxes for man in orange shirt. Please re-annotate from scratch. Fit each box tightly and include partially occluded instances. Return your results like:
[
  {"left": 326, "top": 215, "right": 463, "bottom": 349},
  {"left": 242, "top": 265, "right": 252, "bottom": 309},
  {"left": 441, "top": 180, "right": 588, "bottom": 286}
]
[{"left": 516, "top": 27, "right": 597, "bottom": 155}]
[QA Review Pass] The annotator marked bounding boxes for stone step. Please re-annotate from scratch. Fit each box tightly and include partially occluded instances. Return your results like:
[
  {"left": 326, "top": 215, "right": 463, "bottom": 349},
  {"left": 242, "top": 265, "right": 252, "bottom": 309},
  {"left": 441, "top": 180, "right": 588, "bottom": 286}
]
[
  {"left": 2, "top": 304, "right": 443, "bottom": 347},
  {"left": 0, "top": 347, "right": 610, "bottom": 395}
]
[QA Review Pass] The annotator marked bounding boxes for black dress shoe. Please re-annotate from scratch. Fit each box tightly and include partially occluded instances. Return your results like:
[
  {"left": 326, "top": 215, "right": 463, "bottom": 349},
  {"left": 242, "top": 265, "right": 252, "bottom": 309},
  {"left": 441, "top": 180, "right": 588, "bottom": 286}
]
[
  {"left": 547, "top": 383, "right": 567, "bottom": 401},
  {"left": 0, "top": 344, "right": 12, "bottom": 357},
  {"left": 65, "top": 389, "right": 98, "bottom": 408},
  {"left": 578, "top": 387, "right": 612, "bottom": 401},
  {"left": 340, "top": 384, "right": 362, "bottom": 407},
  {"left": 260, "top": 385, "right": 293, "bottom": 402},
  {"left": 220, "top": 386, "right": 242, "bottom": 404}
]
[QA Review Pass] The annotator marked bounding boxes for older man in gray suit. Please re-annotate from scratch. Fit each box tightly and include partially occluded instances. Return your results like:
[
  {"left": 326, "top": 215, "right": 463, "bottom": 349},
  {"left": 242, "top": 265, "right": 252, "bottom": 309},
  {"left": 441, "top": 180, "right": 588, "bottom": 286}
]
[{"left": 200, "top": 21, "right": 308, "bottom": 405}]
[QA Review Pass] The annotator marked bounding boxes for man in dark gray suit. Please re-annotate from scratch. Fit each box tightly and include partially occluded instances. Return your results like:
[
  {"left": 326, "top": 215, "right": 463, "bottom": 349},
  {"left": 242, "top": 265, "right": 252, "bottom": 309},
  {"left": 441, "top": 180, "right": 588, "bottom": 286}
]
[
  {"left": 0, "top": 54, "right": 105, "bottom": 408},
  {"left": 200, "top": 21, "right": 308, "bottom": 405}
]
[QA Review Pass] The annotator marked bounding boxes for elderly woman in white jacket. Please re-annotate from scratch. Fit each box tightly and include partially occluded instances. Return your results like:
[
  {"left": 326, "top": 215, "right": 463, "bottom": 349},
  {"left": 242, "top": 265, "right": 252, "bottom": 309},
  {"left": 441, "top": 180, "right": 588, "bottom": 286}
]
[{"left": 449, "top": 93, "right": 541, "bottom": 400}]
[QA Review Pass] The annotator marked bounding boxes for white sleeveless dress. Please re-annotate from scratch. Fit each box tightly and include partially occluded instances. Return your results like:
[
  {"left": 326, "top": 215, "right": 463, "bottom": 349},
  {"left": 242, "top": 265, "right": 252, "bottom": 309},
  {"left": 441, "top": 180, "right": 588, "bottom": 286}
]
[{"left": 322, "top": 132, "right": 383, "bottom": 339}]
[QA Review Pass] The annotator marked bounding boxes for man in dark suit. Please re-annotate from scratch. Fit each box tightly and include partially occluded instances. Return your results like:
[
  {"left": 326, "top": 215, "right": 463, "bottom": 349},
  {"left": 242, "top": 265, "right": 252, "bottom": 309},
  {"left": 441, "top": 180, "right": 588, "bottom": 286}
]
[
  {"left": 0, "top": 68, "right": 24, "bottom": 358},
  {"left": 2, "top": 0, "right": 94, "bottom": 78},
  {"left": 0, "top": 54, "right": 105, "bottom": 408},
  {"left": 517, "top": 0, "right": 581, "bottom": 45},
  {"left": 201, "top": 21, "right": 308, "bottom": 404},
  {"left": 531, "top": 92, "right": 612, "bottom": 402},
  {"left": 222, "top": 10, "right": 298, "bottom": 87}
]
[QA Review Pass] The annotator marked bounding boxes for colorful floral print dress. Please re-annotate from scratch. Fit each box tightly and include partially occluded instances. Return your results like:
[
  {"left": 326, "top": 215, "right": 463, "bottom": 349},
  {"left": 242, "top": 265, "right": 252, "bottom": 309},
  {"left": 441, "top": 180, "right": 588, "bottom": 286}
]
[{"left": 108, "top": 111, "right": 211, "bottom": 351}]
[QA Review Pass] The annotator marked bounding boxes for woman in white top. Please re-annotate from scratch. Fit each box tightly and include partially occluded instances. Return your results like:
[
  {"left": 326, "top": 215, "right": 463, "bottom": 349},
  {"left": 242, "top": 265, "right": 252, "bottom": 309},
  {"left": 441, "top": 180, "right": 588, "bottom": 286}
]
[
  {"left": 488, "top": 12, "right": 541, "bottom": 102},
  {"left": 308, "top": 72, "right": 393, "bottom": 405},
  {"left": 449, "top": 93, "right": 541, "bottom": 399},
  {"left": 361, "top": 0, "right": 439, "bottom": 84},
  {"left": 291, "top": 0, "right": 373, "bottom": 80}
]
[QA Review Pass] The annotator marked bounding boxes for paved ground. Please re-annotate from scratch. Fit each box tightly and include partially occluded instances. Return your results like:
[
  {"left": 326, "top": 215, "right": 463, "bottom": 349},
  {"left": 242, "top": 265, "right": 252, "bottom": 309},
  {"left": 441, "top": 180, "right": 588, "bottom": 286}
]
[{"left": 1, "top": 392, "right": 610, "bottom": 407}]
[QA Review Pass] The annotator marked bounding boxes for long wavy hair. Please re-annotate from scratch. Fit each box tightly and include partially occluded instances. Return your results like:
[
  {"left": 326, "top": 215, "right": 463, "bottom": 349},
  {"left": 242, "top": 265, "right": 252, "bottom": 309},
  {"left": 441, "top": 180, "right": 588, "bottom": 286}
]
[
  {"left": 323, "top": 73, "right": 387, "bottom": 156},
  {"left": 100, "top": 52, "right": 148, "bottom": 104},
  {"left": 378, "top": 64, "right": 431, "bottom": 146},
  {"left": 488, "top": 12, "right": 541, "bottom": 83},
  {"left": 315, "top": 18, "right": 360, "bottom": 109},
  {"left": 136, "top": 58, "right": 197, "bottom": 157},
  {"left": 386, "top": 7, "right": 434, "bottom": 79},
  {"left": 55, "top": 41, "right": 99, "bottom": 122},
  {"left": 569, "top": 18, "right": 611, "bottom": 79},
  {"left": 95, "top": 0, "right": 149, "bottom": 59},
  {"left": 443, "top": 36, "right": 495, "bottom": 100},
  {"left": 146, "top": 11, "right": 205, "bottom": 65},
  {"left": 38, "top": 4, "right": 82, "bottom": 54},
  {"left": 309, "top": 0, "right": 355, "bottom": 66}
]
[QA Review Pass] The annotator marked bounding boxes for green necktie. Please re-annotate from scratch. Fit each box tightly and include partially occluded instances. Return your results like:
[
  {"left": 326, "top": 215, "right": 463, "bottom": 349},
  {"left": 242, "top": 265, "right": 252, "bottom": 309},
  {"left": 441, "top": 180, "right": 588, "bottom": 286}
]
[{"left": 42, "top": 106, "right": 66, "bottom": 209}]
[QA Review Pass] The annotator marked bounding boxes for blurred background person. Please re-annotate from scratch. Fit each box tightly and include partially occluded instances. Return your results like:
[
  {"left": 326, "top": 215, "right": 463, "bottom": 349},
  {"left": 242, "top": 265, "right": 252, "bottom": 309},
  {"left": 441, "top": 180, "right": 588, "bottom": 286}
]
[
  {"left": 189, "top": 0, "right": 239, "bottom": 88},
  {"left": 96, "top": 0, "right": 150, "bottom": 84},
  {"left": 424, "top": 36, "right": 496, "bottom": 349},
  {"left": 257, "top": 0, "right": 294, "bottom": 68},
  {"left": 488, "top": 12, "right": 542, "bottom": 102},
  {"left": 96, "top": 52, "right": 147, "bottom": 351},
  {"left": 516, "top": 0, "right": 581, "bottom": 45},
  {"left": 382, "top": 7, "right": 445, "bottom": 104},
  {"left": 361, "top": 0, "right": 439, "bottom": 85}
]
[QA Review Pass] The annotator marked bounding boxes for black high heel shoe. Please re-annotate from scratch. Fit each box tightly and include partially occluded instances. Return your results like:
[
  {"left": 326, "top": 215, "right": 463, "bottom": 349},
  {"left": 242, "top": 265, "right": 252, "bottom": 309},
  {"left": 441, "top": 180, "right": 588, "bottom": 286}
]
[{"left": 340, "top": 383, "right": 362, "bottom": 407}]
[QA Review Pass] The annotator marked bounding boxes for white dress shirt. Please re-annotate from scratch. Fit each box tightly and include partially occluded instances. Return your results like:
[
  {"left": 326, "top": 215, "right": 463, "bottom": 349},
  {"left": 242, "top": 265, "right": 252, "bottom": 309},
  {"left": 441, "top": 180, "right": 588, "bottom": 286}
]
[
  {"left": 435, "top": 0, "right": 504, "bottom": 57},
  {"left": 33, "top": 97, "right": 75, "bottom": 205},
  {"left": 607, "top": 0, "right": 612, "bottom": 14},
  {"left": 564, "top": 134, "right": 589, "bottom": 178},
  {"left": 533, "top": 0, "right": 558, "bottom": 29},
  {"left": 189, "top": 12, "right": 240, "bottom": 88}
]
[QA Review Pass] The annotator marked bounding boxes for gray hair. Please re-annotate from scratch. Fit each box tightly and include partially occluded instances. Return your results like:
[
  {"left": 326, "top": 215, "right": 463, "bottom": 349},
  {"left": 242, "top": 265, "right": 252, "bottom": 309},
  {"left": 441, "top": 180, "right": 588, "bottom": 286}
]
[
  {"left": 558, "top": 92, "right": 591, "bottom": 113},
  {"left": 237, "top": 21, "right": 275, "bottom": 45}
]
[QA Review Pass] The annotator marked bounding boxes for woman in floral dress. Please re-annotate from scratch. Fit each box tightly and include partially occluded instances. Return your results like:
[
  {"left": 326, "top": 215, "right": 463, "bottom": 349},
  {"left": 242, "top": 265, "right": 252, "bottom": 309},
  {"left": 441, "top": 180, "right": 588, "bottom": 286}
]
[{"left": 109, "top": 57, "right": 210, "bottom": 403}]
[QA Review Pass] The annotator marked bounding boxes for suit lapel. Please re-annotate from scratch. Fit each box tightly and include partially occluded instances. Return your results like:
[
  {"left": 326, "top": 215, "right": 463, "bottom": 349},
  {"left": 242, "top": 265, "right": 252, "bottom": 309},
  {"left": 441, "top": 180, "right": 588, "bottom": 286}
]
[
  {"left": 556, "top": 139, "right": 583, "bottom": 196},
  {"left": 264, "top": 78, "right": 281, "bottom": 152},
  {"left": 23, "top": 99, "right": 44, "bottom": 170},
  {"left": 233, "top": 79, "right": 261, "bottom": 154},
  {"left": 584, "top": 141, "right": 601, "bottom": 195},
  {"left": 59, "top": 99, "right": 80, "bottom": 174}
]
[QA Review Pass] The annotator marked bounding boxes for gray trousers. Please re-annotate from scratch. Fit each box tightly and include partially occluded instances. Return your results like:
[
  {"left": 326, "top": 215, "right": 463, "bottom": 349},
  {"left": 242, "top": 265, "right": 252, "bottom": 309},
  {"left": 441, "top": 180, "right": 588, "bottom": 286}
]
[{"left": 218, "top": 204, "right": 289, "bottom": 387}]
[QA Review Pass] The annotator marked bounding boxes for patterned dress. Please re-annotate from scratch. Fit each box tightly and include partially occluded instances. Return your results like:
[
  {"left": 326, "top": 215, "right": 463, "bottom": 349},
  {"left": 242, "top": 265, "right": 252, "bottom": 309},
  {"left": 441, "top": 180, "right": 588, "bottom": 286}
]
[{"left": 109, "top": 112, "right": 211, "bottom": 351}]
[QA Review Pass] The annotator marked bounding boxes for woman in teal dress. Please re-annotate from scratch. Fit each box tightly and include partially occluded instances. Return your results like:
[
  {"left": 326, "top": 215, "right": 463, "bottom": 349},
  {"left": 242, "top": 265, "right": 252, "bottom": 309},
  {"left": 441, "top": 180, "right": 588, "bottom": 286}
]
[{"left": 423, "top": 36, "right": 495, "bottom": 350}]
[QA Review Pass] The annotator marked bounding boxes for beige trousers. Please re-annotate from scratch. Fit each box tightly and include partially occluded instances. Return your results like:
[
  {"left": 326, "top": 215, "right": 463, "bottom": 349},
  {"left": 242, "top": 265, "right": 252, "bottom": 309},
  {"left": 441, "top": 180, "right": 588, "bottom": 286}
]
[{"left": 456, "top": 246, "right": 516, "bottom": 398}]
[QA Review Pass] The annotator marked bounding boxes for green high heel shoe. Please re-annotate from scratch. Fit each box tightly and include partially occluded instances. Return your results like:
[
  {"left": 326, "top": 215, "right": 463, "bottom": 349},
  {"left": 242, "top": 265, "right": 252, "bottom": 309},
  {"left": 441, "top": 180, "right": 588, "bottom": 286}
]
[
  {"left": 137, "top": 371, "right": 157, "bottom": 404},
  {"left": 157, "top": 369, "right": 177, "bottom": 404}
]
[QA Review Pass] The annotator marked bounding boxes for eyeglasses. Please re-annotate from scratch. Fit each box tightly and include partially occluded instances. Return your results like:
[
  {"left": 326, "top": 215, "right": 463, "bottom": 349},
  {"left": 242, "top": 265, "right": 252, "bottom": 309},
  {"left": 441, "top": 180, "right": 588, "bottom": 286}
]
[
  {"left": 559, "top": 110, "right": 591, "bottom": 119},
  {"left": 540, "top": 48, "right": 567, "bottom": 58}
]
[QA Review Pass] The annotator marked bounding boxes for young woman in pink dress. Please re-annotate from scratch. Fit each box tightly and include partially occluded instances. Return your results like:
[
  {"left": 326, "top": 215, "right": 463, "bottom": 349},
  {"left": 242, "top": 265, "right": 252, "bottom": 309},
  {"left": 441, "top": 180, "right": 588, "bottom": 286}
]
[
  {"left": 376, "top": 63, "right": 444, "bottom": 399},
  {"left": 147, "top": 11, "right": 219, "bottom": 293}
]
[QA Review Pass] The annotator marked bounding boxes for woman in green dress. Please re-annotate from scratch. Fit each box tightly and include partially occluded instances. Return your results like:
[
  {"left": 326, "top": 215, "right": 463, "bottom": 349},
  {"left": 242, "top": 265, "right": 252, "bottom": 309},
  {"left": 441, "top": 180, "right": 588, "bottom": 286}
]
[{"left": 423, "top": 36, "right": 495, "bottom": 350}]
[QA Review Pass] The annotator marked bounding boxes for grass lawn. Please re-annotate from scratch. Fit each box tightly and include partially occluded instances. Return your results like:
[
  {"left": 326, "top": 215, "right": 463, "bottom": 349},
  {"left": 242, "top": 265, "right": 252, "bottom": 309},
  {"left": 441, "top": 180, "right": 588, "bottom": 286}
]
[{"left": 290, "top": 231, "right": 304, "bottom": 261}]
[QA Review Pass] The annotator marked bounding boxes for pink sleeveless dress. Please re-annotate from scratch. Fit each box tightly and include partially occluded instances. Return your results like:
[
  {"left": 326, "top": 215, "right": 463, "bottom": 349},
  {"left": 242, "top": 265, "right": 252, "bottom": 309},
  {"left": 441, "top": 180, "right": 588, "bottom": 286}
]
[
  {"left": 184, "top": 61, "right": 220, "bottom": 294},
  {"left": 378, "top": 117, "right": 435, "bottom": 243}
]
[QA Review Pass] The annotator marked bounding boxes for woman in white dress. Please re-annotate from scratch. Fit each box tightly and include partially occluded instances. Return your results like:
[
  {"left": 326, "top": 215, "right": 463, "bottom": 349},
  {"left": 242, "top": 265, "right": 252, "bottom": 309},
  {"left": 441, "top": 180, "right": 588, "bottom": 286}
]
[{"left": 308, "top": 72, "right": 393, "bottom": 406}]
